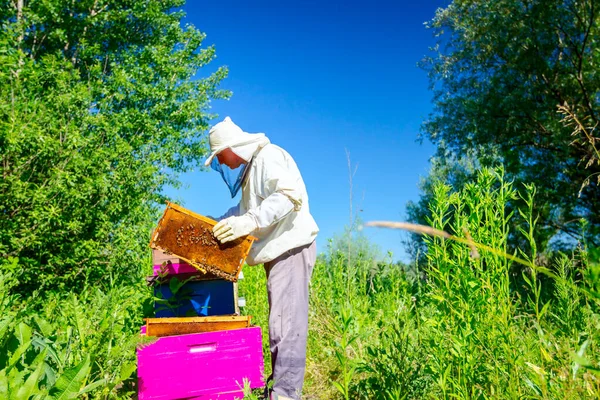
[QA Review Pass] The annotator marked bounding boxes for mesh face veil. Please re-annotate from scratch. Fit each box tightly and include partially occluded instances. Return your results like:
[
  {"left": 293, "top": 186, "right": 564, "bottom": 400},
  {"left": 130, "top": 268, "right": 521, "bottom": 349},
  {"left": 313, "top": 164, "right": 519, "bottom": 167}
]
[
  {"left": 210, "top": 154, "right": 249, "bottom": 198},
  {"left": 205, "top": 116, "right": 269, "bottom": 197}
]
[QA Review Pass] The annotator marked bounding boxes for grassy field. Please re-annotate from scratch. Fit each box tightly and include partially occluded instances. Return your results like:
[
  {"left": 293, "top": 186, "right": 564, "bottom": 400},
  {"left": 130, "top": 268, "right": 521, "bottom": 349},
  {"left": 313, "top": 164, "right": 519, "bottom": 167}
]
[
  {"left": 241, "top": 168, "right": 600, "bottom": 399},
  {"left": 1, "top": 169, "right": 599, "bottom": 399}
]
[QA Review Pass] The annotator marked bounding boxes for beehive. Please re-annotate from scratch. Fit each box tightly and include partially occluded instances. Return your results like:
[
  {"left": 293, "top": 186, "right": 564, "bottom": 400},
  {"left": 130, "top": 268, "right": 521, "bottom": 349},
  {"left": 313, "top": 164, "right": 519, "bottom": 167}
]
[
  {"left": 152, "top": 278, "right": 238, "bottom": 317},
  {"left": 144, "top": 316, "right": 252, "bottom": 337},
  {"left": 152, "top": 248, "right": 219, "bottom": 278},
  {"left": 149, "top": 202, "right": 256, "bottom": 282},
  {"left": 137, "top": 327, "right": 265, "bottom": 399}
]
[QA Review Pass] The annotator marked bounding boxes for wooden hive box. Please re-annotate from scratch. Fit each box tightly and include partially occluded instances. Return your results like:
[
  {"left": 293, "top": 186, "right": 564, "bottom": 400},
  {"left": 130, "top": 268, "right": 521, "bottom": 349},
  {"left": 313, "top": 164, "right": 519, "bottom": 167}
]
[
  {"left": 144, "top": 316, "right": 252, "bottom": 338},
  {"left": 153, "top": 278, "right": 239, "bottom": 318},
  {"left": 137, "top": 327, "right": 265, "bottom": 399},
  {"left": 152, "top": 249, "right": 222, "bottom": 279},
  {"left": 152, "top": 248, "right": 199, "bottom": 276},
  {"left": 149, "top": 202, "right": 256, "bottom": 282}
]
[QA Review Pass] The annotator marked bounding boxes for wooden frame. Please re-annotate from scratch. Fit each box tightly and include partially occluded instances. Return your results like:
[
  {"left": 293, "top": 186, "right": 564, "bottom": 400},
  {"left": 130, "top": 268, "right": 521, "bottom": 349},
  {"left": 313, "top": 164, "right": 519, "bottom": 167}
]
[{"left": 149, "top": 202, "right": 256, "bottom": 282}]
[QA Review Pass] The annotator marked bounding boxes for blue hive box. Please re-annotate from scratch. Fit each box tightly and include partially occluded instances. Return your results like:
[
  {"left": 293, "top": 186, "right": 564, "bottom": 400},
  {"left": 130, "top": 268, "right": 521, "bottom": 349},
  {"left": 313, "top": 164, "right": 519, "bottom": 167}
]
[{"left": 153, "top": 278, "right": 236, "bottom": 317}]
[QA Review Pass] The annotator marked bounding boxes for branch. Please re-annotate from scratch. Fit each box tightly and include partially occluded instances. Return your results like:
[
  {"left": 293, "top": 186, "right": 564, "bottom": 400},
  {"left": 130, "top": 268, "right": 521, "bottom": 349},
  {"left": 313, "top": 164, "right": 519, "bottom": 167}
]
[
  {"left": 15, "top": 0, "right": 23, "bottom": 43},
  {"left": 71, "top": 1, "right": 108, "bottom": 67},
  {"left": 575, "top": 0, "right": 598, "bottom": 124}
]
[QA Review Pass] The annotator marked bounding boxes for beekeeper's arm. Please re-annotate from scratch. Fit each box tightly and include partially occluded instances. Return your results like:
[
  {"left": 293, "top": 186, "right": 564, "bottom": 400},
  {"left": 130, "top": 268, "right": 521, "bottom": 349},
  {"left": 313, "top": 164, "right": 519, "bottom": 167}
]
[
  {"left": 218, "top": 204, "right": 241, "bottom": 220},
  {"left": 213, "top": 156, "right": 301, "bottom": 243},
  {"left": 206, "top": 203, "right": 240, "bottom": 222}
]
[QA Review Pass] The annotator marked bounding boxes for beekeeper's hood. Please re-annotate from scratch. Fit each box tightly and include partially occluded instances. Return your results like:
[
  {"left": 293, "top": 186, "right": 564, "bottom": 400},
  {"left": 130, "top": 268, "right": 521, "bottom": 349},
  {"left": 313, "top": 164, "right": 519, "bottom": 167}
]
[
  {"left": 205, "top": 117, "right": 270, "bottom": 197},
  {"left": 204, "top": 116, "right": 270, "bottom": 167}
]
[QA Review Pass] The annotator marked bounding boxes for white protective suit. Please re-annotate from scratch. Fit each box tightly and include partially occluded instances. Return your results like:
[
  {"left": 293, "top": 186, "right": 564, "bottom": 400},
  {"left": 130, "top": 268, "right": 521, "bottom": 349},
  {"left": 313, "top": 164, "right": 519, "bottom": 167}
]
[
  {"left": 206, "top": 117, "right": 318, "bottom": 399},
  {"left": 205, "top": 117, "right": 319, "bottom": 265}
]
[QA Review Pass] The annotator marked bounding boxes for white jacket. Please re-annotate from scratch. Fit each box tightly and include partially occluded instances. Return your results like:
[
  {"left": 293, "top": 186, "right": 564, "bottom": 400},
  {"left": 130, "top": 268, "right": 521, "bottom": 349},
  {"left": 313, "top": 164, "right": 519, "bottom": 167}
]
[{"left": 220, "top": 143, "right": 319, "bottom": 265}]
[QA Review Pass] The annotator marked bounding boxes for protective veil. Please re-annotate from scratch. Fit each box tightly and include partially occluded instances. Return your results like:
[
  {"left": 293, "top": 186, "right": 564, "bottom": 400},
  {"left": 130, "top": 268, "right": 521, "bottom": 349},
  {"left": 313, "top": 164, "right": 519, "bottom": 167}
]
[
  {"left": 210, "top": 156, "right": 248, "bottom": 198},
  {"left": 205, "top": 117, "right": 269, "bottom": 198}
]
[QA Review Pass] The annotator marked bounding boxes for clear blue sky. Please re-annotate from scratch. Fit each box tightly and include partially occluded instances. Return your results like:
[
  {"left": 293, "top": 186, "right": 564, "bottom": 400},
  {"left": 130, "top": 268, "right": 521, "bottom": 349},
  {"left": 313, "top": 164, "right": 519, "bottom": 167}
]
[{"left": 166, "top": 0, "right": 449, "bottom": 263}]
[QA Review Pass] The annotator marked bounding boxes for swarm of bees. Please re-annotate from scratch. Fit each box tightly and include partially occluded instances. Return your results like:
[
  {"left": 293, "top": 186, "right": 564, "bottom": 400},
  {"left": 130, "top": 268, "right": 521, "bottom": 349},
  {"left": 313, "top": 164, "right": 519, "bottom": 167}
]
[{"left": 175, "top": 223, "right": 218, "bottom": 248}]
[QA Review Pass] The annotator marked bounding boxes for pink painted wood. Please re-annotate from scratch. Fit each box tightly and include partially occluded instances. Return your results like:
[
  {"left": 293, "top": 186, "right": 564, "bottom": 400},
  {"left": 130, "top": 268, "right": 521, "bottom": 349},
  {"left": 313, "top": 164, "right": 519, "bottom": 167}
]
[
  {"left": 153, "top": 263, "right": 199, "bottom": 276},
  {"left": 137, "top": 327, "right": 265, "bottom": 399},
  {"left": 152, "top": 249, "right": 199, "bottom": 276}
]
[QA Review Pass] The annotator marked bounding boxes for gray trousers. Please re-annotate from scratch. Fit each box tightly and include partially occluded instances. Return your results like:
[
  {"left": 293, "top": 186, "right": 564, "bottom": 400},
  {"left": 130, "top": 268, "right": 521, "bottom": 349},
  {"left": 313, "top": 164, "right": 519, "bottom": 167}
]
[{"left": 264, "top": 241, "right": 316, "bottom": 400}]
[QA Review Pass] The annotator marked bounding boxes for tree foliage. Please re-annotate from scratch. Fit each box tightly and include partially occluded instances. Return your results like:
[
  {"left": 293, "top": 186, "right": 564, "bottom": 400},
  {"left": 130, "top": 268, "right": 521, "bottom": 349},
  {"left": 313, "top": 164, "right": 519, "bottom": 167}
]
[
  {"left": 0, "top": 0, "right": 230, "bottom": 294},
  {"left": 418, "top": 0, "right": 600, "bottom": 248}
]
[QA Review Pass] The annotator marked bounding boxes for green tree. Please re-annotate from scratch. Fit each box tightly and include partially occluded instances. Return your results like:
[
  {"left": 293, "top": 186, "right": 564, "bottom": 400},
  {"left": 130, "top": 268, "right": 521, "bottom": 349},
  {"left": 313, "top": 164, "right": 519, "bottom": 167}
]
[
  {"left": 418, "top": 0, "right": 600, "bottom": 248},
  {"left": 0, "top": 0, "right": 230, "bottom": 294}
]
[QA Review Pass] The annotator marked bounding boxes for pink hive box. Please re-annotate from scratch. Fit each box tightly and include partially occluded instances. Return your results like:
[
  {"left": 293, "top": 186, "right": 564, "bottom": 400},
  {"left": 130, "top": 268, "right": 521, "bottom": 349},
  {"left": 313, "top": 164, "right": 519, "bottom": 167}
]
[
  {"left": 152, "top": 261, "right": 199, "bottom": 276},
  {"left": 152, "top": 249, "right": 199, "bottom": 276},
  {"left": 137, "top": 327, "right": 265, "bottom": 399}
]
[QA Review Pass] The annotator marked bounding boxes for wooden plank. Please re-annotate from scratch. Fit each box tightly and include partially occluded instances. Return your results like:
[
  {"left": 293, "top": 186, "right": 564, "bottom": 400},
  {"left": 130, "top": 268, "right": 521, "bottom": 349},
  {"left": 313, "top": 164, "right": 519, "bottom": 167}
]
[{"left": 234, "top": 281, "right": 240, "bottom": 315}]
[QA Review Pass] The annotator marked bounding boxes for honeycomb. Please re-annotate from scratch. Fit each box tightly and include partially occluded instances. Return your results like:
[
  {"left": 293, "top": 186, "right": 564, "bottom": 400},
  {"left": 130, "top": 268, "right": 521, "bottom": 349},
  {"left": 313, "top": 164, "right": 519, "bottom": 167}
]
[{"left": 149, "top": 202, "right": 256, "bottom": 282}]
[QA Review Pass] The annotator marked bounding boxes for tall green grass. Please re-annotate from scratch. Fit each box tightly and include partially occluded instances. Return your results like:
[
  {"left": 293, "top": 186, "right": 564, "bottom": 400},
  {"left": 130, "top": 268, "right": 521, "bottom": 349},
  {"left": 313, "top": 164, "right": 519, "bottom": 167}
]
[
  {"left": 1, "top": 167, "right": 598, "bottom": 398},
  {"left": 241, "top": 168, "right": 600, "bottom": 399},
  {"left": 0, "top": 260, "right": 151, "bottom": 399}
]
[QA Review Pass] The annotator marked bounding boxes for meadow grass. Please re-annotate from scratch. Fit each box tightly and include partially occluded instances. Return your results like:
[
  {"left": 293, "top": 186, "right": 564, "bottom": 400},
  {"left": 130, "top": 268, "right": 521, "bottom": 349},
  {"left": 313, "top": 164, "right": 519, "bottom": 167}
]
[
  {"left": 240, "top": 168, "right": 600, "bottom": 399},
  {"left": 1, "top": 168, "right": 598, "bottom": 399}
]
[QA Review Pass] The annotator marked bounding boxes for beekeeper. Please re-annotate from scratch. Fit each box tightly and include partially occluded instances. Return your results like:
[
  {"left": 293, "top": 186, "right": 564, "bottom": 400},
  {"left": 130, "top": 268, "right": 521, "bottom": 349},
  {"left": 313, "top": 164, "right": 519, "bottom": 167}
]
[{"left": 205, "top": 116, "right": 319, "bottom": 400}]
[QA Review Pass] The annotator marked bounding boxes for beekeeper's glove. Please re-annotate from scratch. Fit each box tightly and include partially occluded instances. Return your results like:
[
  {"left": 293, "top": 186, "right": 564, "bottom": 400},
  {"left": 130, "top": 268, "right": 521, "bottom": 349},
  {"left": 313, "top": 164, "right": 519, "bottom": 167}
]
[{"left": 213, "top": 215, "right": 256, "bottom": 244}]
